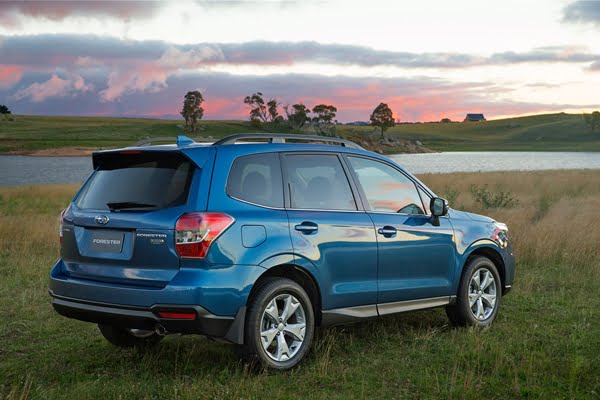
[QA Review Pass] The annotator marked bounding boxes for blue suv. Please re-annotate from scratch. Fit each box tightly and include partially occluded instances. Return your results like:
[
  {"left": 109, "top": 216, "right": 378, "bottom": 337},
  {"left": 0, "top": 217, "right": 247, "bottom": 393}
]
[{"left": 50, "top": 134, "right": 514, "bottom": 370}]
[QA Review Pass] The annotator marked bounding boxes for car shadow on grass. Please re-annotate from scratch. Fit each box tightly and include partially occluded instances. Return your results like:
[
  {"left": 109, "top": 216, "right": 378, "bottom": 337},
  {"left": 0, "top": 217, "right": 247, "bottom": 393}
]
[{"left": 70, "top": 308, "right": 453, "bottom": 377}]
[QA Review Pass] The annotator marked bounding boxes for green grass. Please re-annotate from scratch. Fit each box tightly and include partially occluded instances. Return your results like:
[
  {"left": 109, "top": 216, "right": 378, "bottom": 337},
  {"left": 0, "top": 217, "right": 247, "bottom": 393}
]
[
  {"left": 1, "top": 170, "right": 600, "bottom": 399},
  {"left": 0, "top": 115, "right": 281, "bottom": 153},
  {"left": 383, "top": 112, "right": 600, "bottom": 151},
  {"left": 1, "top": 113, "right": 600, "bottom": 153}
]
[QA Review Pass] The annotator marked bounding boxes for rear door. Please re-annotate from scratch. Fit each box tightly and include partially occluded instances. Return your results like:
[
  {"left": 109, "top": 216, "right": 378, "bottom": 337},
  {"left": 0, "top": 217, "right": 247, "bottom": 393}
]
[
  {"left": 282, "top": 153, "right": 378, "bottom": 311},
  {"left": 60, "top": 149, "right": 212, "bottom": 287}
]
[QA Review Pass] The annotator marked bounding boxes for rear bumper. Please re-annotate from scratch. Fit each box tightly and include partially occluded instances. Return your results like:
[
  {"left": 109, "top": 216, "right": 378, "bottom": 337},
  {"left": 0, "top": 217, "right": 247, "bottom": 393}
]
[
  {"left": 49, "top": 259, "right": 264, "bottom": 316},
  {"left": 50, "top": 290, "right": 245, "bottom": 341}
]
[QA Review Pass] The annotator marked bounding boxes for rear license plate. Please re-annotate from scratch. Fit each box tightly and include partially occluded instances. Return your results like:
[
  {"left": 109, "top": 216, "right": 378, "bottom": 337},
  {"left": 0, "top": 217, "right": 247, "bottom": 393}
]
[{"left": 90, "top": 231, "right": 124, "bottom": 253}]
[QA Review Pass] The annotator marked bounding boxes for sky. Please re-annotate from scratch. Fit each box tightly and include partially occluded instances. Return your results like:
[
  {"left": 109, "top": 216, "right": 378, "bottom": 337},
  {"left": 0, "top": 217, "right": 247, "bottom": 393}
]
[{"left": 0, "top": 0, "right": 599, "bottom": 122}]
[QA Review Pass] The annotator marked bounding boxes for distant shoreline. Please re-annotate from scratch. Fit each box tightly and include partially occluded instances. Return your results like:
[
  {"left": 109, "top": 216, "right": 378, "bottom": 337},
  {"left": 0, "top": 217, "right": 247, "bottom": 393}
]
[
  {"left": 3, "top": 138, "right": 437, "bottom": 157},
  {"left": 6, "top": 147, "right": 97, "bottom": 157}
]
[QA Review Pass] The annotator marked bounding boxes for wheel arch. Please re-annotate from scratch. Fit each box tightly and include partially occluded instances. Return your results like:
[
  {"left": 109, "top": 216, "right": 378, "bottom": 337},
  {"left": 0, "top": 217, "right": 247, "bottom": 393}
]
[
  {"left": 462, "top": 241, "right": 506, "bottom": 293},
  {"left": 249, "top": 263, "right": 323, "bottom": 326}
]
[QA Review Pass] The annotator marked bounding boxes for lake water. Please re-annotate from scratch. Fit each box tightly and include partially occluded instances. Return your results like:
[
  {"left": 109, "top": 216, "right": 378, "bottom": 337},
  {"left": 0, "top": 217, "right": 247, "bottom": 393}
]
[
  {"left": 389, "top": 151, "right": 600, "bottom": 174},
  {"left": 1, "top": 152, "right": 600, "bottom": 186}
]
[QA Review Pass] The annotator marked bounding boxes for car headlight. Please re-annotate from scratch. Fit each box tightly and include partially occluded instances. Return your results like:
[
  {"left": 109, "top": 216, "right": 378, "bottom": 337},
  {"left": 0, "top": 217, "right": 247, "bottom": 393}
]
[{"left": 493, "top": 222, "right": 509, "bottom": 248}]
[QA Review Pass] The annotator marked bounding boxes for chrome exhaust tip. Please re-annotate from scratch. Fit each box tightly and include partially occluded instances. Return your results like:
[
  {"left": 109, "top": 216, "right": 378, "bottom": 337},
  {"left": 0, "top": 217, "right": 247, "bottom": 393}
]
[{"left": 155, "top": 324, "right": 167, "bottom": 336}]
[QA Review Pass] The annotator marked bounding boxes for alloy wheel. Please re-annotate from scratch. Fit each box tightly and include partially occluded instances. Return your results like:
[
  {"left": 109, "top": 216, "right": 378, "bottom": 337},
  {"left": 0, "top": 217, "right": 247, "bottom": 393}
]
[
  {"left": 468, "top": 268, "right": 497, "bottom": 320},
  {"left": 260, "top": 293, "right": 307, "bottom": 362}
]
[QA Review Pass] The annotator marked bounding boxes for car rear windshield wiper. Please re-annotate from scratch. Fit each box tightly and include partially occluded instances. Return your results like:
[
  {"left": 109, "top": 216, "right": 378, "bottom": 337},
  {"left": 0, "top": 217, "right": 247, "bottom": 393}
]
[{"left": 106, "top": 201, "right": 159, "bottom": 211}]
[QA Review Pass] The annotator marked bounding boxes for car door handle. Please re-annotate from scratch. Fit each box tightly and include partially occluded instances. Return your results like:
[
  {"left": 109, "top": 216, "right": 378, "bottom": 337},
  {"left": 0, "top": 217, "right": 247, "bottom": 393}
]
[
  {"left": 377, "top": 226, "right": 397, "bottom": 237},
  {"left": 295, "top": 222, "right": 318, "bottom": 234}
]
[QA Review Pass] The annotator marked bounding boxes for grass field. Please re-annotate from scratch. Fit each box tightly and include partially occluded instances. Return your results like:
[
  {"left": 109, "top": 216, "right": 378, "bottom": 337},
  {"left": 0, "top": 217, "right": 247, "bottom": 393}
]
[
  {"left": 1, "top": 170, "right": 600, "bottom": 399},
  {"left": 1, "top": 112, "right": 600, "bottom": 153}
]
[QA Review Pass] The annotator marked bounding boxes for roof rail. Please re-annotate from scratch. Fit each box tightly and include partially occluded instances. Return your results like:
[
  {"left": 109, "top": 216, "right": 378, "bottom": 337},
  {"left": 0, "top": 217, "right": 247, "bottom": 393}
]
[
  {"left": 212, "top": 133, "right": 364, "bottom": 149},
  {"left": 132, "top": 135, "right": 195, "bottom": 147}
]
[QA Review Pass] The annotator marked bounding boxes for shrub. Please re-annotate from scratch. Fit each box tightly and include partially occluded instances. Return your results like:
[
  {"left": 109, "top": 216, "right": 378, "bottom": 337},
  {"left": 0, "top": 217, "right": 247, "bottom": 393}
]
[
  {"left": 442, "top": 186, "right": 460, "bottom": 207},
  {"left": 469, "top": 184, "right": 518, "bottom": 209},
  {"left": 250, "top": 119, "right": 262, "bottom": 129}
]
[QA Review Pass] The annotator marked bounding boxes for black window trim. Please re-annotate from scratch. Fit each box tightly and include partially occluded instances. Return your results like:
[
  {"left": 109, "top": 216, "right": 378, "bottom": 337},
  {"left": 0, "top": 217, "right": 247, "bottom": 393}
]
[
  {"left": 281, "top": 151, "right": 367, "bottom": 212},
  {"left": 341, "top": 153, "right": 433, "bottom": 217},
  {"left": 224, "top": 152, "right": 286, "bottom": 210}
]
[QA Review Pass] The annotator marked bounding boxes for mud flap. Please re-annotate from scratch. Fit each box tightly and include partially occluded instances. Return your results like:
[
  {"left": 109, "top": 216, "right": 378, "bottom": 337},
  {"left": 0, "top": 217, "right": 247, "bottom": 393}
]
[{"left": 224, "top": 306, "right": 246, "bottom": 344}]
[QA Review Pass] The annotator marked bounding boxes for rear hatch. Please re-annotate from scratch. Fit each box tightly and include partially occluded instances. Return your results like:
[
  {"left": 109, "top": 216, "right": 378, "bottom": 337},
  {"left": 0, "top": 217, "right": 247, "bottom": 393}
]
[{"left": 60, "top": 149, "right": 204, "bottom": 287}]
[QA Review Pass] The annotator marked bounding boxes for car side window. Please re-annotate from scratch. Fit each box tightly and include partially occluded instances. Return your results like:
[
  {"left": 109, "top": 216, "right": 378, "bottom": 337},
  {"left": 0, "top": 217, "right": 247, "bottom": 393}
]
[
  {"left": 284, "top": 154, "right": 357, "bottom": 211},
  {"left": 348, "top": 156, "right": 425, "bottom": 215},
  {"left": 226, "top": 153, "right": 284, "bottom": 208}
]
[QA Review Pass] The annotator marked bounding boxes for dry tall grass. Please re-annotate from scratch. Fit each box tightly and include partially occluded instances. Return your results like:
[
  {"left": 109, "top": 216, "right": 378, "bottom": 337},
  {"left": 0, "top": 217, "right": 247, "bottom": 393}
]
[{"left": 422, "top": 170, "right": 600, "bottom": 270}]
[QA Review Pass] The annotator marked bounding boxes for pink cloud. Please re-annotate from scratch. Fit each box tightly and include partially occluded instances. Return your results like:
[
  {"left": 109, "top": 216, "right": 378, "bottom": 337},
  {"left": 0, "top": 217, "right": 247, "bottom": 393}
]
[
  {"left": 203, "top": 97, "right": 247, "bottom": 119},
  {"left": 99, "top": 46, "right": 223, "bottom": 102},
  {"left": 13, "top": 73, "right": 93, "bottom": 102},
  {"left": 0, "top": 64, "right": 23, "bottom": 89},
  {"left": 0, "top": 1, "right": 161, "bottom": 27}
]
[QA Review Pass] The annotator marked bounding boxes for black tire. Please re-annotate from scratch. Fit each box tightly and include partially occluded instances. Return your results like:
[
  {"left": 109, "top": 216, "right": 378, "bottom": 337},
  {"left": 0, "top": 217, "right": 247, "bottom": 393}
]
[
  {"left": 98, "top": 324, "right": 163, "bottom": 348},
  {"left": 446, "top": 256, "right": 502, "bottom": 327},
  {"left": 236, "top": 277, "right": 315, "bottom": 371}
]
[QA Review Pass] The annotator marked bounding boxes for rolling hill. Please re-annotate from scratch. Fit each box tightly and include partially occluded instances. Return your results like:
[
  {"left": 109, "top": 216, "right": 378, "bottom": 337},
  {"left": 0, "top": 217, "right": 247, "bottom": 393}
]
[{"left": 0, "top": 112, "right": 599, "bottom": 154}]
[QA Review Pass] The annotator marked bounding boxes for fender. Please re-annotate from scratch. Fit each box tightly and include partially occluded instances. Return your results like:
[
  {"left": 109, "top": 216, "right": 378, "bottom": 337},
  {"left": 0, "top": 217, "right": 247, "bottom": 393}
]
[
  {"left": 461, "top": 239, "right": 503, "bottom": 268},
  {"left": 258, "top": 253, "right": 296, "bottom": 270},
  {"left": 224, "top": 253, "right": 322, "bottom": 345},
  {"left": 259, "top": 253, "right": 322, "bottom": 283},
  {"left": 451, "top": 239, "right": 504, "bottom": 293}
]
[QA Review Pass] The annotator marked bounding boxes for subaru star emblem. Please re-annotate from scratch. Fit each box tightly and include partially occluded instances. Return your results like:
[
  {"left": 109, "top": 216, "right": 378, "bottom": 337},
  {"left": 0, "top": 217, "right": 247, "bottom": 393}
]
[{"left": 94, "top": 215, "right": 109, "bottom": 225}]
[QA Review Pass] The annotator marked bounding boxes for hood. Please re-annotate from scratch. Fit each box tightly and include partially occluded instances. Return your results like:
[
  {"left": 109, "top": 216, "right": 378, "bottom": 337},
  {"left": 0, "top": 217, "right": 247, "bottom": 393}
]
[{"left": 448, "top": 209, "right": 496, "bottom": 224}]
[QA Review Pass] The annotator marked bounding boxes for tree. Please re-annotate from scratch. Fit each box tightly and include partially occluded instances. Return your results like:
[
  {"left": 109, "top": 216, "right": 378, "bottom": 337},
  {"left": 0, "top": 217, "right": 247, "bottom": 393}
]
[
  {"left": 583, "top": 111, "right": 600, "bottom": 134},
  {"left": 311, "top": 104, "right": 337, "bottom": 124},
  {"left": 244, "top": 92, "right": 268, "bottom": 123},
  {"left": 0, "top": 104, "right": 12, "bottom": 121},
  {"left": 267, "top": 99, "right": 281, "bottom": 122},
  {"left": 244, "top": 92, "right": 282, "bottom": 125},
  {"left": 285, "top": 104, "right": 311, "bottom": 129},
  {"left": 180, "top": 91, "right": 204, "bottom": 133},
  {"left": 370, "top": 102, "right": 395, "bottom": 138}
]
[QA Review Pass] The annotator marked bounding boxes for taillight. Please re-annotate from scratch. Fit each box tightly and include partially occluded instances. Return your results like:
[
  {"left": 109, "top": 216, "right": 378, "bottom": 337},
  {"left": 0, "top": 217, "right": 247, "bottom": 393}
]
[
  {"left": 175, "top": 213, "right": 234, "bottom": 258},
  {"left": 59, "top": 208, "right": 66, "bottom": 244}
]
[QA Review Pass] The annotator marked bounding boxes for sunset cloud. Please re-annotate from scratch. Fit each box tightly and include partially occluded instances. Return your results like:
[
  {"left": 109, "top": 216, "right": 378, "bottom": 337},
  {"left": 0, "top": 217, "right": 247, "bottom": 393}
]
[
  {"left": 590, "top": 60, "right": 600, "bottom": 71},
  {"left": 0, "top": 64, "right": 23, "bottom": 89},
  {"left": 0, "top": 1, "right": 598, "bottom": 122},
  {"left": 563, "top": 0, "right": 600, "bottom": 27},
  {"left": 13, "top": 73, "right": 93, "bottom": 102},
  {"left": 2, "top": 35, "right": 600, "bottom": 72},
  {"left": 99, "top": 46, "right": 224, "bottom": 101},
  {"left": 0, "top": 1, "right": 162, "bottom": 27}
]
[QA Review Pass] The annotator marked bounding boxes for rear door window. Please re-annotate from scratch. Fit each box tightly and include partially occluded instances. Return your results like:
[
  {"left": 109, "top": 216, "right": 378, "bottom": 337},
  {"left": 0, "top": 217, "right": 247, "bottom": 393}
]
[
  {"left": 226, "top": 153, "right": 284, "bottom": 208},
  {"left": 76, "top": 152, "right": 194, "bottom": 210},
  {"left": 283, "top": 154, "right": 357, "bottom": 211}
]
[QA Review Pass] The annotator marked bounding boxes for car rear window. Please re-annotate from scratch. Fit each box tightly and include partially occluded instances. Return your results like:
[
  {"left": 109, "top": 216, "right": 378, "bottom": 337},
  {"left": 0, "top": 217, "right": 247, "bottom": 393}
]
[{"left": 76, "top": 152, "right": 194, "bottom": 210}]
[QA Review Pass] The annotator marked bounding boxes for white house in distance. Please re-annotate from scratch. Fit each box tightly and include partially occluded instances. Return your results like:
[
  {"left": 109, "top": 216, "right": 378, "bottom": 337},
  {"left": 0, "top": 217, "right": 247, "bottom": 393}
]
[{"left": 464, "top": 113, "right": 486, "bottom": 122}]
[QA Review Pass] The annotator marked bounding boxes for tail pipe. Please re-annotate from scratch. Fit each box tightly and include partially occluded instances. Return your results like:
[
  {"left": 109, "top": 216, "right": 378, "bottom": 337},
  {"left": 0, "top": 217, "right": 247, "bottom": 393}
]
[{"left": 155, "top": 324, "right": 168, "bottom": 336}]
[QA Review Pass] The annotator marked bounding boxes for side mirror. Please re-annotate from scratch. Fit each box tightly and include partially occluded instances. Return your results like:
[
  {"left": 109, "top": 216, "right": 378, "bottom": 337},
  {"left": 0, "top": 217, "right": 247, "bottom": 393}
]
[{"left": 430, "top": 197, "right": 449, "bottom": 226}]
